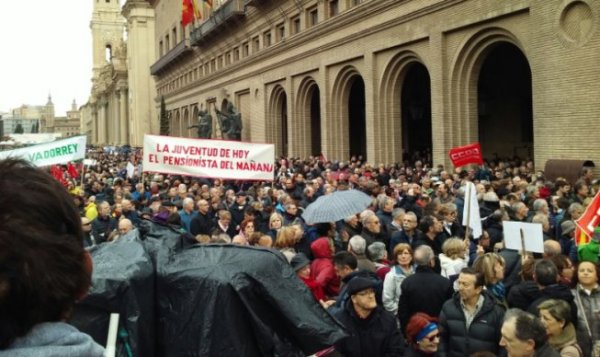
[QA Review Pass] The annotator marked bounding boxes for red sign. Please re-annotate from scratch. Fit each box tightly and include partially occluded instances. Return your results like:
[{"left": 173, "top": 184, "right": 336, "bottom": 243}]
[
  {"left": 448, "top": 142, "right": 484, "bottom": 167},
  {"left": 575, "top": 191, "right": 600, "bottom": 245}
]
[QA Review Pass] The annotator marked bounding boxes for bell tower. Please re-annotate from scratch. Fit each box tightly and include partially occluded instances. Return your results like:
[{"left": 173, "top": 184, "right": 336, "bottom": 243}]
[{"left": 90, "top": 0, "right": 126, "bottom": 81}]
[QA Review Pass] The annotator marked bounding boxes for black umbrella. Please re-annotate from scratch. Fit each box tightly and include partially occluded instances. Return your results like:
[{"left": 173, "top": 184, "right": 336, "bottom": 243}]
[{"left": 301, "top": 189, "right": 373, "bottom": 224}]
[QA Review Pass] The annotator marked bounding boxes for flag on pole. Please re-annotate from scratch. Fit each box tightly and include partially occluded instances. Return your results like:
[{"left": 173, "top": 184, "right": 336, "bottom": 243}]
[
  {"left": 192, "top": 0, "right": 202, "bottom": 20},
  {"left": 574, "top": 190, "right": 600, "bottom": 246},
  {"left": 462, "top": 182, "right": 482, "bottom": 238},
  {"left": 181, "top": 0, "right": 194, "bottom": 26},
  {"left": 448, "top": 142, "right": 484, "bottom": 167}
]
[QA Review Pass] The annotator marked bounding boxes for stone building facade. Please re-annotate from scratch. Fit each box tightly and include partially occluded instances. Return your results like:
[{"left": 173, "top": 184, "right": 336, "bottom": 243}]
[
  {"left": 82, "top": 0, "right": 157, "bottom": 147},
  {"left": 149, "top": 0, "right": 600, "bottom": 169}
]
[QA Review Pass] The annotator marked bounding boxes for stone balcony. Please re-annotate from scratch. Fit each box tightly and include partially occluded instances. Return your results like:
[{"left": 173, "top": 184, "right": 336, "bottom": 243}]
[
  {"left": 190, "top": 0, "right": 245, "bottom": 46},
  {"left": 150, "top": 38, "right": 193, "bottom": 75}
]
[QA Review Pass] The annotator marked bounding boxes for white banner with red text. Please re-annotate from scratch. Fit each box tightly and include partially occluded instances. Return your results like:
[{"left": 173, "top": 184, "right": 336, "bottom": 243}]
[{"left": 142, "top": 134, "right": 275, "bottom": 181}]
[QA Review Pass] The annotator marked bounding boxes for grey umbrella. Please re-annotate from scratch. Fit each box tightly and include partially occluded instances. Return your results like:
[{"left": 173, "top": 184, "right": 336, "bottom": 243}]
[{"left": 301, "top": 189, "right": 373, "bottom": 224}]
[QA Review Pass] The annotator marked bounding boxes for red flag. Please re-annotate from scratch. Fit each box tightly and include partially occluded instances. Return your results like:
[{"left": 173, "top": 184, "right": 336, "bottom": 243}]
[
  {"left": 67, "top": 162, "right": 79, "bottom": 178},
  {"left": 574, "top": 191, "right": 600, "bottom": 245},
  {"left": 448, "top": 142, "right": 483, "bottom": 167},
  {"left": 181, "top": 0, "right": 194, "bottom": 26}
]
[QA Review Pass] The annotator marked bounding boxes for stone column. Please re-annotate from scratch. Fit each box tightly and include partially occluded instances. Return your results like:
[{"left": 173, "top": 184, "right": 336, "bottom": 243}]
[{"left": 119, "top": 87, "right": 128, "bottom": 145}]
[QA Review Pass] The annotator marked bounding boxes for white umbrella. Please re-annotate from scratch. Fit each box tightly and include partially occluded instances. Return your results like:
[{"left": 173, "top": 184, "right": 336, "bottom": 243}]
[{"left": 301, "top": 189, "right": 373, "bottom": 224}]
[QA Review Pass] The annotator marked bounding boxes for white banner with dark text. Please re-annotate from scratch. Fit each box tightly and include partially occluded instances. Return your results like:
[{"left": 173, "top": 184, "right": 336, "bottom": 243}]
[{"left": 142, "top": 134, "right": 275, "bottom": 181}]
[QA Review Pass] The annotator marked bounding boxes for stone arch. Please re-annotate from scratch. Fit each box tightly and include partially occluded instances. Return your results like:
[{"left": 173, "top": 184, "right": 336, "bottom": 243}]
[
  {"left": 330, "top": 65, "right": 365, "bottom": 161},
  {"left": 183, "top": 107, "right": 190, "bottom": 137},
  {"left": 172, "top": 109, "right": 181, "bottom": 136},
  {"left": 449, "top": 27, "right": 529, "bottom": 150},
  {"left": 267, "top": 85, "right": 288, "bottom": 156},
  {"left": 191, "top": 105, "right": 199, "bottom": 138},
  {"left": 296, "top": 76, "right": 321, "bottom": 157},
  {"left": 378, "top": 50, "right": 426, "bottom": 164}
]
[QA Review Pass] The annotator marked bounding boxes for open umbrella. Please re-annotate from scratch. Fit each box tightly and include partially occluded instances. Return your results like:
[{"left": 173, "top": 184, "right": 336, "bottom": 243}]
[{"left": 301, "top": 189, "right": 373, "bottom": 224}]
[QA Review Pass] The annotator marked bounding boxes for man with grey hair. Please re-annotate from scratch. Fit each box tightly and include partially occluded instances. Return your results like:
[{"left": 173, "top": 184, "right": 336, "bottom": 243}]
[
  {"left": 532, "top": 213, "right": 553, "bottom": 240},
  {"left": 368, "top": 242, "right": 391, "bottom": 279},
  {"left": 360, "top": 212, "right": 382, "bottom": 246},
  {"left": 91, "top": 201, "right": 117, "bottom": 244},
  {"left": 511, "top": 202, "right": 529, "bottom": 222},
  {"left": 398, "top": 245, "right": 453, "bottom": 333},
  {"left": 499, "top": 308, "right": 559, "bottom": 357},
  {"left": 178, "top": 197, "right": 198, "bottom": 233},
  {"left": 349, "top": 235, "right": 376, "bottom": 272},
  {"left": 388, "top": 208, "right": 405, "bottom": 235}
]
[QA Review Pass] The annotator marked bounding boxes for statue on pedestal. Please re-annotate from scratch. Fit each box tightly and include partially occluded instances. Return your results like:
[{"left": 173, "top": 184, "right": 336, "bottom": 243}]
[
  {"left": 189, "top": 109, "right": 213, "bottom": 139},
  {"left": 216, "top": 101, "right": 242, "bottom": 141}
]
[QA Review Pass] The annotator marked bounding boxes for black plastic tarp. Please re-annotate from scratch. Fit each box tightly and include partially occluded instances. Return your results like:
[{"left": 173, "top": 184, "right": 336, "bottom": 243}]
[
  {"left": 70, "top": 231, "right": 155, "bottom": 357},
  {"left": 155, "top": 244, "right": 347, "bottom": 356}
]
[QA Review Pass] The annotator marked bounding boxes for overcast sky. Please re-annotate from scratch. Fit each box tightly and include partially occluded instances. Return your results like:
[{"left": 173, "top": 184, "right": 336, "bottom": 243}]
[{"left": 0, "top": 0, "right": 125, "bottom": 116}]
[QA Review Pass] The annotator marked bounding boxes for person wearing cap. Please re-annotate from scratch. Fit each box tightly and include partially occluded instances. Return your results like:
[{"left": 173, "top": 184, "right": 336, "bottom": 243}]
[
  {"left": 404, "top": 313, "right": 440, "bottom": 357},
  {"left": 331, "top": 277, "right": 404, "bottom": 357},
  {"left": 437, "top": 267, "right": 505, "bottom": 356},
  {"left": 229, "top": 191, "right": 249, "bottom": 230},
  {"left": 290, "top": 253, "right": 324, "bottom": 301}
]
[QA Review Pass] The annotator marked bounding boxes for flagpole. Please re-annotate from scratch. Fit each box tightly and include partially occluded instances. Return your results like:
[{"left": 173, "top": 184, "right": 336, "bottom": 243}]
[
  {"left": 80, "top": 161, "right": 86, "bottom": 191},
  {"left": 465, "top": 182, "right": 471, "bottom": 241}
]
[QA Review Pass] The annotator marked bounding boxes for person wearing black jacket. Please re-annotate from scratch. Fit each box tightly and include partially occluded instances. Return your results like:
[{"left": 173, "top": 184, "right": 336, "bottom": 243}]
[
  {"left": 398, "top": 245, "right": 454, "bottom": 333},
  {"left": 332, "top": 277, "right": 404, "bottom": 357},
  {"left": 189, "top": 199, "right": 214, "bottom": 236},
  {"left": 438, "top": 268, "right": 505, "bottom": 357},
  {"left": 527, "top": 259, "right": 578, "bottom": 325}
]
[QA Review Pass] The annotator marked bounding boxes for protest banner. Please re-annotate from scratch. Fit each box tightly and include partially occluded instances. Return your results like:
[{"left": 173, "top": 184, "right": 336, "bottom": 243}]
[
  {"left": 143, "top": 134, "right": 275, "bottom": 181},
  {"left": 503, "top": 221, "right": 544, "bottom": 254},
  {"left": 448, "top": 142, "right": 483, "bottom": 167},
  {"left": 462, "top": 182, "right": 482, "bottom": 239},
  {"left": 0, "top": 135, "right": 86, "bottom": 167}
]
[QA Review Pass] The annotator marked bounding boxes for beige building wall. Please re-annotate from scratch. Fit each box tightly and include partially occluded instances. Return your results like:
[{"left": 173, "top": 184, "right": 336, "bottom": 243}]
[{"left": 149, "top": 0, "right": 600, "bottom": 170}]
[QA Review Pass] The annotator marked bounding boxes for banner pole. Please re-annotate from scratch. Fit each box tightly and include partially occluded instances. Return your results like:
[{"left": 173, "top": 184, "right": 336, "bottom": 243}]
[
  {"left": 80, "top": 161, "right": 86, "bottom": 191},
  {"left": 465, "top": 182, "right": 471, "bottom": 241}
]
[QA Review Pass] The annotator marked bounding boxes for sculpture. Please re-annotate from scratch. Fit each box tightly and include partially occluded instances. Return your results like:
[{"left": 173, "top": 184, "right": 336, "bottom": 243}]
[
  {"left": 189, "top": 109, "right": 213, "bottom": 139},
  {"left": 215, "top": 101, "right": 242, "bottom": 141}
]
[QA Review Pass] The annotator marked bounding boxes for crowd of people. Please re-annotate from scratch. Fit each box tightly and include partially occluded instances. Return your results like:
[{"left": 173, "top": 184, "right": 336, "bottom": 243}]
[{"left": 2, "top": 147, "right": 600, "bottom": 357}]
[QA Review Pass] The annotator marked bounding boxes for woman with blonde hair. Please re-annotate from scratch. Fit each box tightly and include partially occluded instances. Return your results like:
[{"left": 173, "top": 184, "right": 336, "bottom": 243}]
[
  {"left": 274, "top": 225, "right": 297, "bottom": 262},
  {"left": 382, "top": 243, "right": 414, "bottom": 315},
  {"left": 538, "top": 299, "right": 582, "bottom": 356},
  {"left": 267, "top": 212, "right": 283, "bottom": 243},
  {"left": 473, "top": 252, "right": 507, "bottom": 306},
  {"left": 439, "top": 237, "right": 469, "bottom": 289}
]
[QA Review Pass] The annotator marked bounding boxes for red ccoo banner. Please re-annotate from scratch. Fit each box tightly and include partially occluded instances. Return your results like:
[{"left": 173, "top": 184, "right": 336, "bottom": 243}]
[{"left": 448, "top": 142, "right": 484, "bottom": 167}]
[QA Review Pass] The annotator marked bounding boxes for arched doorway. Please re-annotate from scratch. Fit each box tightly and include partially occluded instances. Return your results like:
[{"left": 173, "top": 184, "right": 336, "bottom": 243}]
[
  {"left": 310, "top": 87, "right": 321, "bottom": 156},
  {"left": 478, "top": 42, "right": 533, "bottom": 160},
  {"left": 279, "top": 94, "right": 288, "bottom": 156},
  {"left": 268, "top": 85, "right": 288, "bottom": 156},
  {"left": 172, "top": 111, "right": 180, "bottom": 136},
  {"left": 348, "top": 76, "right": 366, "bottom": 160},
  {"left": 401, "top": 63, "right": 432, "bottom": 162}
]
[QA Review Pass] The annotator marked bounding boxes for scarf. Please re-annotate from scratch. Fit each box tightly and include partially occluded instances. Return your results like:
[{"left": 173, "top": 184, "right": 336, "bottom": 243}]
[{"left": 488, "top": 281, "right": 506, "bottom": 301}]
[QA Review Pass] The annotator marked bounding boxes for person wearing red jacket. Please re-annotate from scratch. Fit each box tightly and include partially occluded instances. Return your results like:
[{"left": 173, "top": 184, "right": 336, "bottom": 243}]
[{"left": 310, "top": 237, "right": 340, "bottom": 299}]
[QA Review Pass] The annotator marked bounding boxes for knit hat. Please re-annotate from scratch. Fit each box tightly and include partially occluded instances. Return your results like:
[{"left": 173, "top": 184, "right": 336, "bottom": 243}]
[
  {"left": 405, "top": 312, "right": 438, "bottom": 344},
  {"left": 346, "top": 277, "right": 374, "bottom": 296},
  {"left": 290, "top": 253, "right": 310, "bottom": 272}
]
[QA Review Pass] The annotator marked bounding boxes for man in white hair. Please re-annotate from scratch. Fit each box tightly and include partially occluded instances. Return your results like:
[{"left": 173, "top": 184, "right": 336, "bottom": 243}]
[{"left": 349, "top": 235, "right": 376, "bottom": 273}]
